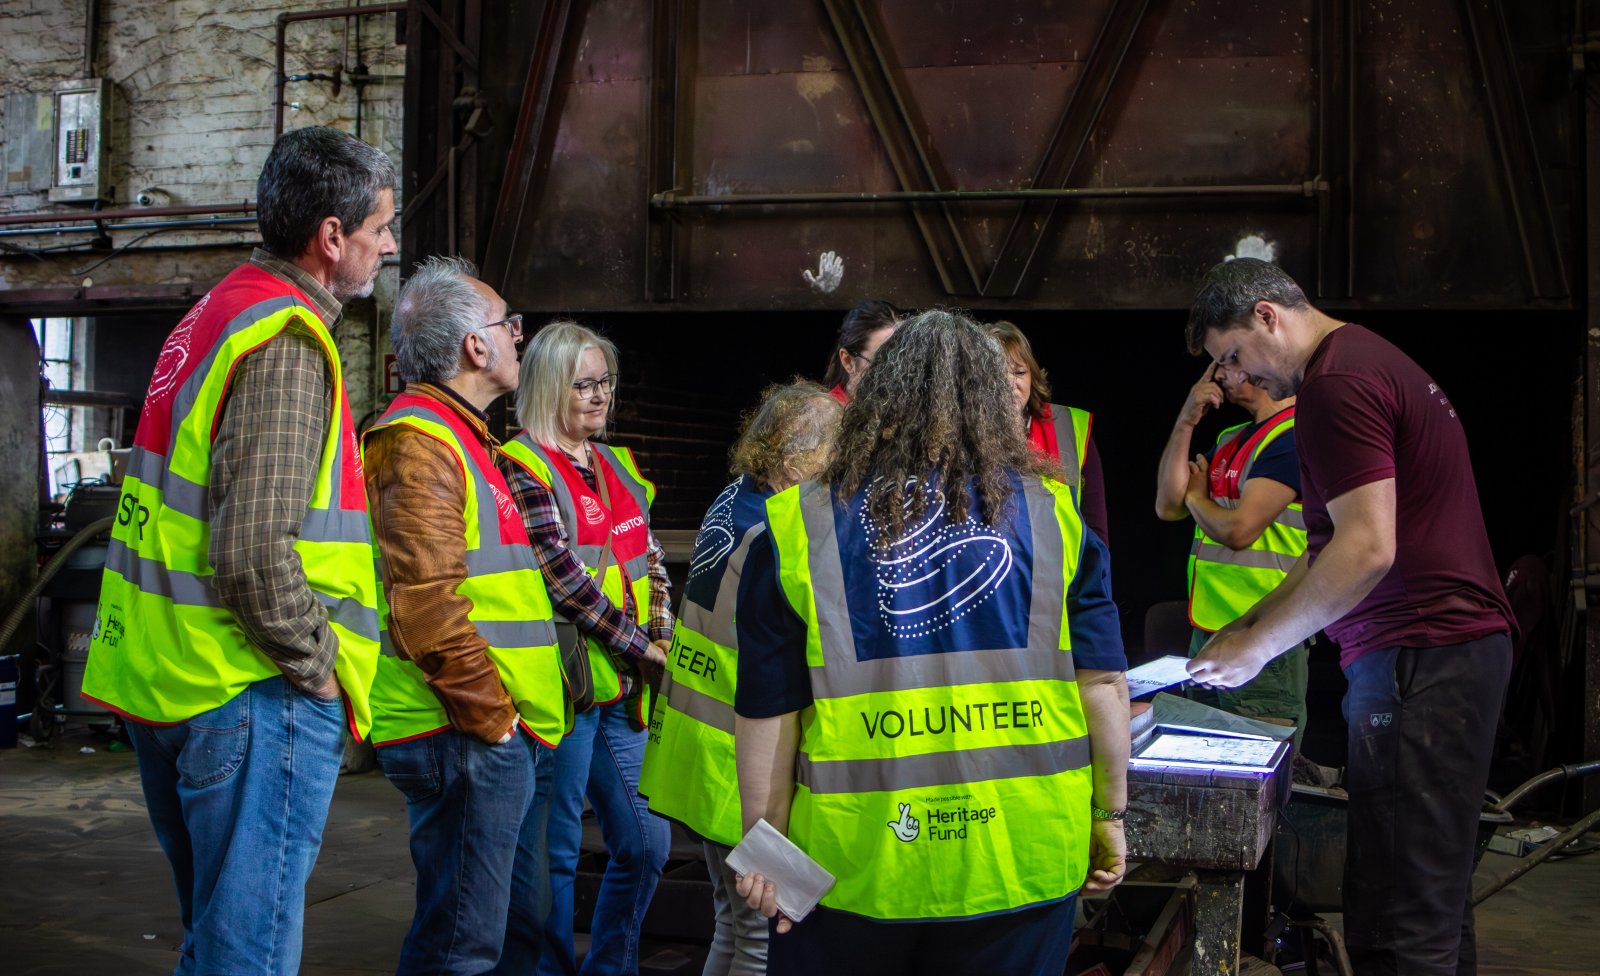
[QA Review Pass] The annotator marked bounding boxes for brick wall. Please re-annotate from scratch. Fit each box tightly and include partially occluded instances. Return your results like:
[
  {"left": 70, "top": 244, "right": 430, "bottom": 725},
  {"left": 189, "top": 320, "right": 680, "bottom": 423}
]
[{"left": 0, "top": 0, "right": 407, "bottom": 418}]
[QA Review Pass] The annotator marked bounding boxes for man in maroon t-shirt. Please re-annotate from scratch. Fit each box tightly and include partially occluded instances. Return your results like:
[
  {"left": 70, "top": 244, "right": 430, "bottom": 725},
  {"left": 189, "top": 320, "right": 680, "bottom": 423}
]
[{"left": 1182, "top": 258, "right": 1512, "bottom": 976}]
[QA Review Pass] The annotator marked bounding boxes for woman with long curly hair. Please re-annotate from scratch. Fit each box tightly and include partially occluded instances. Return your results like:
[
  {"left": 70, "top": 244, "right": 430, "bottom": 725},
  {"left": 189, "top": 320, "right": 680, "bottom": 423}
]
[{"left": 731, "top": 309, "right": 1131, "bottom": 975}]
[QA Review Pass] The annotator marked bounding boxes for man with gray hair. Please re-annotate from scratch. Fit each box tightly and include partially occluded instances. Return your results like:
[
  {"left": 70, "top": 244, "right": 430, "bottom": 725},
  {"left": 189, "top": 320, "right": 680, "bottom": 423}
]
[
  {"left": 363, "top": 256, "right": 568, "bottom": 975},
  {"left": 82, "top": 125, "right": 395, "bottom": 975}
]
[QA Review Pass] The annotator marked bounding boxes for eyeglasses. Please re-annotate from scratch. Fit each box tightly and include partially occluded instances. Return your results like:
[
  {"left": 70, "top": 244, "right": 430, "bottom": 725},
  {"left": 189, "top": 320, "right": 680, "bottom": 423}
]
[
  {"left": 852, "top": 351, "right": 874, "bottom": 364},
  {"left": 480, "top": 313, "right": 523, "bottom": 339},
  {"left": 572, "top": 373, "right": 618, "bottom": 398}
]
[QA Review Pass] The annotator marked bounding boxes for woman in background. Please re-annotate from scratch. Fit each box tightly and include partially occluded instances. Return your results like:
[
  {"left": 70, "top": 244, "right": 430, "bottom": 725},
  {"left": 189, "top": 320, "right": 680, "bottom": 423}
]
[{"left": 989, "top": 319, "right": 1111, "bottom": 548}]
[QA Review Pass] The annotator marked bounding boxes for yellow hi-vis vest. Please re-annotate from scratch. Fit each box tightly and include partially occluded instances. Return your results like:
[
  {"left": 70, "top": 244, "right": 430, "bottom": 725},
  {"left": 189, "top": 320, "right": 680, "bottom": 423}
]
[
  {"left": 1187, "top": 408, "right": 1307, "bottom": 632},
  {"left": 765, "top": 475, "right": 1094, "bottom": 920},
  {"left": 639, "top": 476, "right": 767, "bottom": 846},
  {"left": 499, "top": 433, "right": 657, "bottom": 727},
  {"left": 81, "top": 263, "right": 380, "bottom": 735},
  {"left": 362, "top": 391, "right": 566, "bottom": 747},
  {"left": 1050, "top": 403, "right": 1093, "bottom": 495}
]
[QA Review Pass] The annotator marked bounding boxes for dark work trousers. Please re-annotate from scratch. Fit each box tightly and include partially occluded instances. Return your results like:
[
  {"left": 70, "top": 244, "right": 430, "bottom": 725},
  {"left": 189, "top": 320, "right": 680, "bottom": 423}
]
[
  {"left": 1341, "top": 632, "right": 1511, "bottom": 976},
  {"left": 766, "top": 894, "right": 1077, "bottom": 976}
]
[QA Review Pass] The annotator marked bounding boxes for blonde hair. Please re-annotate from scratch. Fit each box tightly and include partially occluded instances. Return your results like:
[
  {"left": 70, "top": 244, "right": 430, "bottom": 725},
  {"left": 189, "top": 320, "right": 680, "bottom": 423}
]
[
  {"left": 729, "top": 380, "right": 843, "bottom": 489},
  {"left": 515, "top": 320, "right": 620, "bottom": 446}
]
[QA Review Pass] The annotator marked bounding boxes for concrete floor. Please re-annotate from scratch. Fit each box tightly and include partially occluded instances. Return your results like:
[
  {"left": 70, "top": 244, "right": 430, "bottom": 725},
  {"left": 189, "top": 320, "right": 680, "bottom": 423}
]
[{"left": 3, "top": 733, "right": 1599, "bottom": 975}]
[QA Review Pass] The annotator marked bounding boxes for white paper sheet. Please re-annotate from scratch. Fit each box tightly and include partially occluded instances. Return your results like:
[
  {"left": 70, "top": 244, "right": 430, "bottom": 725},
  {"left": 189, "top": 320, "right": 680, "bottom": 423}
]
[
  {"left": 724, "top": 818, "right": 836, "bottom": 923},
  {"left": 1125, "top": 654, "right": 1193, "bottom": 698}
]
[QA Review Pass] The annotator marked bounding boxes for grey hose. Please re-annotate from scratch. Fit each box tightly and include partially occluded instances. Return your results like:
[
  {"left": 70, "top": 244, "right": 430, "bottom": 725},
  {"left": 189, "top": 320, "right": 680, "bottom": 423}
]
[{"left": 0, "top": 516, "right": 116, "bottom": 652}]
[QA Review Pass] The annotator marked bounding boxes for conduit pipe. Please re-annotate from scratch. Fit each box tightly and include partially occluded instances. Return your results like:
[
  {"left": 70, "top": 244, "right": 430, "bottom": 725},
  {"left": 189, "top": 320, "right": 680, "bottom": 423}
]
[{"left": 275, "top": 3, "right": 409, "bottom": 138}]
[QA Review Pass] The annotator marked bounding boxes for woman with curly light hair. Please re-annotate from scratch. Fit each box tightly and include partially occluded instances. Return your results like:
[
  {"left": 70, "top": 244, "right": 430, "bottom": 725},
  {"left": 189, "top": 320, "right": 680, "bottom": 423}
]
[
  {"left": 732, "top": 310, "right": 1130, "bottom": 974},
  {"left": 640, "top": 379, "right": 842, "bottom": 976}
]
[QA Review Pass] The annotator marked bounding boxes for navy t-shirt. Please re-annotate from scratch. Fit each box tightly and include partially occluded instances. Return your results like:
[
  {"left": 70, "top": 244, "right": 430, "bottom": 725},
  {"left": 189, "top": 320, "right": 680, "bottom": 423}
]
[
  {"left": 1204, "top": 420, "right": 1301, "bottom": 494},
  {"left": 735, "top": 476, "right": 1126, "bottom": 718}
]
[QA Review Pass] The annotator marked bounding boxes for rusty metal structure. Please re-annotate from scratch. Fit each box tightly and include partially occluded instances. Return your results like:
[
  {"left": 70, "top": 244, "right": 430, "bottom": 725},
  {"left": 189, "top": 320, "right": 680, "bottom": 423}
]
[
  {"left": 401, "top": 0, "right": 1599, "bottom": 805},
  {"left": 404, "top": 0, "right": 1575, "bottom": 312}
]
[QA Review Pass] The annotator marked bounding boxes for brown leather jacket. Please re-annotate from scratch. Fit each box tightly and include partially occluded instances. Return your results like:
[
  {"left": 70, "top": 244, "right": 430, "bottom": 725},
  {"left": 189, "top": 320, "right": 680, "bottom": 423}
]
[{"left": 364, "top": 382, "right": 516, "bottom": 743}]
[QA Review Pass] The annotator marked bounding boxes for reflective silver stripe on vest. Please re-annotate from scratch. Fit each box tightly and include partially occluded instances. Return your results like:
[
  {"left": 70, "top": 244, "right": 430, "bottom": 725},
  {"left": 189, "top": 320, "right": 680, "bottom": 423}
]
[
  {"left": 796, "top": 481, "right": 860, "bottom": 665},
  {"left": 663, "top": 679, "right": 736, "bottom": 735},
  {"left": 311, "top": 587, "right": 381, "bottom": 641},
  {"left": 167, "top": 296, "right": 310, "bottom": 452},
  {"left": 1276, "top": 508, "right": 1306, "bottom": 531},
  {"left": 594, "top": 444, "right": 651, "bottom": 517},
  {"left": 1049, "top": 404, "right": 1081, "bottom": 488},
  {"left": 106, "top": 537, "right": 219, "bottom": 606},
  {"left": 799, "top": 479, "right": 1074, "bottom": 702},
  {"left": 300, "top": 507, "right": 373, "bottom": 544},
  {"left": 476, "top": 617, "right": 559, "bottom": 649},
  {"left": 464, "top": 545, "right": 538, "bottom": 577},
  {"left": 678, "top": 520, "right": 767, "bottom": 649},
  {"left": 796, "top": 735, "right": 1091, "bottom": 795},
  {"left": 518, "top": 440, "right": 590, "bottom": 566},
  {"left": 106, "top": 536, "right": 380, "bottom": 639},
  {"left": 1189, "top": 540, "right": 1299, "bottom": 573}
]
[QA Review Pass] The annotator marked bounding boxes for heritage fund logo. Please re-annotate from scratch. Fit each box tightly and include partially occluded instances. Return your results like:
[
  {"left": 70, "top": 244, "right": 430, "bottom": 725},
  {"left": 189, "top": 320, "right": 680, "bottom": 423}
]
[{"left": 888, "top": 796, "right": 1000, "bottom": 843}]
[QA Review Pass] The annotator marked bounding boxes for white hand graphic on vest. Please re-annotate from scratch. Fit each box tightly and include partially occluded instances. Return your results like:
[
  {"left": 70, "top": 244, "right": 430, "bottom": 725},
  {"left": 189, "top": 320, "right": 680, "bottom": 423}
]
[
  {"left": 864, "top": 479, "right": 1013, "bottom": 639},
  {"left": 888, "top": 802, "right": 920, "bottom": 842}
]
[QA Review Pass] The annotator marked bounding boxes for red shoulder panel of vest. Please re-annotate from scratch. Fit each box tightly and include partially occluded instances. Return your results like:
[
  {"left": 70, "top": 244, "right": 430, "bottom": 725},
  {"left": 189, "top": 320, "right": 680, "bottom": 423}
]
[
  {"left": 134, "top": 263, "right": 321, "bottom": 457},
  {"left": 378, "top": 391, "right": 531, "bottom": 546}
]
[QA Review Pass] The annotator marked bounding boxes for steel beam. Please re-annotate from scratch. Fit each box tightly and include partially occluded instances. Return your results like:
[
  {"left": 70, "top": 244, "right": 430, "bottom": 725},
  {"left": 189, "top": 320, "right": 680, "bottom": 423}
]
[
  {"left": 982, "top": 0, "right": 1152, "bottom": 298},
  {"left": 819, "top": 0, "right": 983, "bottom": 295},
  {"left": 1461, "top": 0, "right": 1570, "bottom": 299},
  {"left": 645, "top": 0, "right": 687, "bottom": 302},
  {"left": 479, "top": 0, "right": 578, "bottom": 291},
  {"left": 652, "top": 183, "right": 1321, "bottom": 208},
  {"left": 1314, "top": 0, "right": 1354, "bottom": 299},
  {"left": 1584, "top": 21, "right": 1600, "bottom": 811}
]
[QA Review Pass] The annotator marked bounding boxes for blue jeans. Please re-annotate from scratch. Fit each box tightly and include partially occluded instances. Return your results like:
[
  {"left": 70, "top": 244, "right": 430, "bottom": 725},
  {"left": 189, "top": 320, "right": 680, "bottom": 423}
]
[
  {"left": 538, "top": 702, "right": 671, "bottom": 976},
  {"left": 377, "top": 728, "right": 555, "bottom": 976},
  {"left": 128, "top": 675, "right": 344, "bottom": 976}
]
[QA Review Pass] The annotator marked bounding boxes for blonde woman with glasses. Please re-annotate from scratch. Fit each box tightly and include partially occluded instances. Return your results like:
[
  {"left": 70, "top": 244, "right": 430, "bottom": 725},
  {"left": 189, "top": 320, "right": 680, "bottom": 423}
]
[{"left": 497, "top": 321, "right": 674, "bottom": 976}]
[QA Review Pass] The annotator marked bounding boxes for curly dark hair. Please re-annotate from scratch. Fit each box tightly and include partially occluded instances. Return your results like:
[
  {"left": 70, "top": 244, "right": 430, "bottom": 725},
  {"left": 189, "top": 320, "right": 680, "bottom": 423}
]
[
  {"left": 823, "top": 309, "right": 1054, "bottom": 539},
  {"left": 729, "top": 380, "right": 843, "bottom": 489}
]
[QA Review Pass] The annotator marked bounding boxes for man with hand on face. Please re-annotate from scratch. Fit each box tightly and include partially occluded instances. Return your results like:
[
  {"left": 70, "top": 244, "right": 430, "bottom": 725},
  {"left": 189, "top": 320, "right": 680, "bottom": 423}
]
[
  {"left": 363, "top": 256, "right": 568, "bottom": 975},
  {"left": 1155, "top": 361, "right": 1307, "bottom": 744},
  {"left": 1183, "top": 257, "right": 1513, "bottom": 976},
  {"left": 82, "top": 126, "right": 394, "bottom": 976}
]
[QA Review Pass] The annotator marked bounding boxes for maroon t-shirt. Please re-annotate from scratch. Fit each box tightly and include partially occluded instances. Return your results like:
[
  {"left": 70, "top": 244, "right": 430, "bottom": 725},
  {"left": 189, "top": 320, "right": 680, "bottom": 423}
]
[{"left": 1296, "top": 324, "right": 1512, "bottom": 666}]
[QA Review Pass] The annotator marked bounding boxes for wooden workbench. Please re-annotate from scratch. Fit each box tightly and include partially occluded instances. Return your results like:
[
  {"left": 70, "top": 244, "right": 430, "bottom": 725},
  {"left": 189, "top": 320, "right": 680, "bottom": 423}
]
[{"left": 1123, "top": 744, "right": 1291, "bottom": 976}]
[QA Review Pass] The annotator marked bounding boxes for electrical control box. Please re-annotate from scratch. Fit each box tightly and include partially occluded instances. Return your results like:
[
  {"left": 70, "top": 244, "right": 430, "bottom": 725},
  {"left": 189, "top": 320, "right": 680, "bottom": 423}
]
[{"left": 49, "top": 78, "right": 114, "bottom": 204}]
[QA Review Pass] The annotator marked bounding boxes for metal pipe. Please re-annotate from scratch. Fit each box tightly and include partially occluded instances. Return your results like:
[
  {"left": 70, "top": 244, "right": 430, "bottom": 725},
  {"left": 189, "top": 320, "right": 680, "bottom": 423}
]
[
  {"left": 651, "top": 183, "right": 1324, "bottom": 209},
  {"left": 0, "top": 215, "right": 255, "bottom": 240},
  {"left": 82, "top": 0, "right": 101, "bottom": 79},
  {"left": 0, "top": 203, "right": 255, "bottom": 228},
  {"left": 1471, "top": 804, "right": 1600, "bottom": 905},
  {"left": 275, "top": 3, "right": 409, "bottom": 138},
  {"left": 1491, "top": 759, "right": 1600, "bottom": 814}
]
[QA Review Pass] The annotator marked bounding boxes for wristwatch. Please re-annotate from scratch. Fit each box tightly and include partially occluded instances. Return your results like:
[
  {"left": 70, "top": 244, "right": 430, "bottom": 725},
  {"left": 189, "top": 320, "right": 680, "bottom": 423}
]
[{"left": 1090, "top": 803, "right": 1127, "bottom": 822}]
